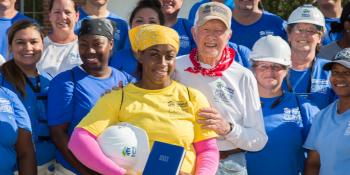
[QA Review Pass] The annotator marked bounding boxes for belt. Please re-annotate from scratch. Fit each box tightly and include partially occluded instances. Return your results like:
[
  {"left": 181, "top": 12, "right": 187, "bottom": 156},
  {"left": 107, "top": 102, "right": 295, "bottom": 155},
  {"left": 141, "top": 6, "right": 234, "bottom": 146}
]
[{"left": 219, "top": 148, "right": 244, "bottom": 160}]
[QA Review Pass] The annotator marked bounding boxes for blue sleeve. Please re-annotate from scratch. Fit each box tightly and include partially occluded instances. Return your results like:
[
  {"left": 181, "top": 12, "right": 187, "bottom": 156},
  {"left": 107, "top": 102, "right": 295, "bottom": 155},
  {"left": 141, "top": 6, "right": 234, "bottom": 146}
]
[
  {"left": 303, "top": 111, "right": 322, "bottom": 150},
  {"left": 297, "top": 96, "right": 320, "bottom": 141},
  {"left": 183, "top": 19, "right": 196, "bottom": 50},
  {"left": 228, "top": 42, "right": 251, "bottom": 68},
  {"left": 117, "top": 20, "right": 129, "bottom": 50},
  {"left": 47, "top": 72, "right": 74, "bottom": 126},
  {"left": 122, "top": 71, "right": 137, "bottom": 84},
  {"left": 4, "top": 87, "right": 31, "bottom": 132},
  {"left": 188, "top": 3, "right": 201, "bottom": 25}
]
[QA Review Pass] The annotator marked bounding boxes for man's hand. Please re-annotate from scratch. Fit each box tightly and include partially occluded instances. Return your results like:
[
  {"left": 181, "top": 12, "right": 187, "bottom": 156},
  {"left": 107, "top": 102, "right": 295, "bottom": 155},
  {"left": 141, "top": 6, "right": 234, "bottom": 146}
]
[{"left": 198, "top": 107, "right": 232, "bottom": 136}]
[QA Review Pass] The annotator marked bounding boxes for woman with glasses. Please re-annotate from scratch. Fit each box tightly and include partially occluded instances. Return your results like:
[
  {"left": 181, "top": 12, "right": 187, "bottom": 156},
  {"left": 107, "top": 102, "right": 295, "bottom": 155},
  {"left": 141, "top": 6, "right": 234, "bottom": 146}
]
[
  {"left": 283, "top": 4, "right": 336, "bottom": 109},
  {"left": 304, "top": 48, "right": 350, "bottom": 175},
  {"left": 246, "top": 35, "right": 319, "bottom": 175}
]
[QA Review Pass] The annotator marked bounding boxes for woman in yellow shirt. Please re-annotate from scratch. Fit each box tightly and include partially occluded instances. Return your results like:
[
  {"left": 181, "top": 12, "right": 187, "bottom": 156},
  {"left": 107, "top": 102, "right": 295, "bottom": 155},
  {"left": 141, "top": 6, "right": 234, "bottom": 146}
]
[{"left": 68, "top": 24, "right": 219, "bottom": 175}]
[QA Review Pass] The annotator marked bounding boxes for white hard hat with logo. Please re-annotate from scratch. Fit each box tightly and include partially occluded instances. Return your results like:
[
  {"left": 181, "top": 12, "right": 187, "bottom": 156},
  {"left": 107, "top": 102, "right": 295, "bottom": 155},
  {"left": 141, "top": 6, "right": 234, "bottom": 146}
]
[
  {"left": 97, "top": 122, "right": 150, "bottom": 173},
  {"left": 250, "top": 35, "right": 291, "bottom": 66},
  {"left": 287, "top": 4, "right": 325, "bottom": 30}
]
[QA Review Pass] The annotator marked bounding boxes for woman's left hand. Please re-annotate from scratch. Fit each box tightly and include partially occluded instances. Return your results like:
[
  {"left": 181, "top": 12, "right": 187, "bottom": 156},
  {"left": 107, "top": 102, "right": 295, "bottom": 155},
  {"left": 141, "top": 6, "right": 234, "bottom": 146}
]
[{"left": 198, "top": 107, "right": 231, "bottom": 136}]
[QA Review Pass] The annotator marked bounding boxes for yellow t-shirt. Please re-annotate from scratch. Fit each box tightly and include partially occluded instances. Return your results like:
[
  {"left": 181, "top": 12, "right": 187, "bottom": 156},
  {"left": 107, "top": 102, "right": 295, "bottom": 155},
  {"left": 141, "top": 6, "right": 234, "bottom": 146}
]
[{"left": 77, "top": 81, "right": 217, "bottom": 174}]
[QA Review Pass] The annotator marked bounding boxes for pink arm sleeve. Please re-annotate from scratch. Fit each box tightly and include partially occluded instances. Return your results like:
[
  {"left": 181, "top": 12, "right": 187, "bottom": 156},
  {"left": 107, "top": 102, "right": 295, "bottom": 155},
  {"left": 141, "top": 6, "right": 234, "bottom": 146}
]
[
  {"left": 68, "top": 128, "right": 126, "bottom": 175},
  {"left": 193, "top": 138, "right": 219, "bottom": 175}
]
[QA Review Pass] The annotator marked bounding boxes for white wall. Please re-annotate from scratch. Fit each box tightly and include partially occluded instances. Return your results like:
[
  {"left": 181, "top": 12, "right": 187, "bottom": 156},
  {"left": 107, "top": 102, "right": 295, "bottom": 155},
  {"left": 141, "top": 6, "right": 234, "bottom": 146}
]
[{"left": 107, "top": 0, "right": 198, "bottom": 23}]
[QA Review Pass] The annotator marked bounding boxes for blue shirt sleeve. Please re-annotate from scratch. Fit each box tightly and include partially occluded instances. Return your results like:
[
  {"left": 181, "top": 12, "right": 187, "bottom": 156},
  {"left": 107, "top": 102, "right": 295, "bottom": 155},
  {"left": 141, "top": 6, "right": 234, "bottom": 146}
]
[
  {"left": 3, "top": 87, "right": 32, "bottom": 132},
  {"left": 297, "top": 96, "right": 320, "bottom": 140},
  {"left": 47, "top": 71, "right": 74, "bottom": 126}
]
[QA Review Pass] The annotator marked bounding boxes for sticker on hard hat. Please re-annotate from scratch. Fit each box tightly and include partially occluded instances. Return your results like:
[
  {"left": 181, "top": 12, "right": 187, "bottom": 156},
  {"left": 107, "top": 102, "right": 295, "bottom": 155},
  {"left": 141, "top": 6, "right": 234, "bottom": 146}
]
[
  {"left": 122, "top": 146, "right": 137, "bottom": 157},
  {"left": 301, "top": 9, "right": 311, "bottom": 18}
]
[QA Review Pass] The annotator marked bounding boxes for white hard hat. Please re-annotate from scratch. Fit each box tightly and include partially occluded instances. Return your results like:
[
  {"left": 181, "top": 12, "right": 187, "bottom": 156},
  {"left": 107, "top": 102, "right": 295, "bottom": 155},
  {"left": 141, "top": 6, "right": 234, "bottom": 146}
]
[
  {"left": 97, "top": 122, "right": 150, "bottom": 173},
  {"left": 287, "top": 4, "right": 325, "bottom": 30},
  {"left": 250, "top": 35, "right": 291, "bottom": 66}
]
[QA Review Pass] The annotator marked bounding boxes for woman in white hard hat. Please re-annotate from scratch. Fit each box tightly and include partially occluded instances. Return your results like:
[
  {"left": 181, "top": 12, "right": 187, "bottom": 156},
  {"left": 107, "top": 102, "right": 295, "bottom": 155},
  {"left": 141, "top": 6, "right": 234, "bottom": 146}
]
[
  {"left": 283, "top": 4, "right": 336, "bottom": 109},
  {"left": 304, "top": 48, "right": 350, "bottom": 175},
  {"left": 246, "top": 35, "right": 320, "bottom": 175}
]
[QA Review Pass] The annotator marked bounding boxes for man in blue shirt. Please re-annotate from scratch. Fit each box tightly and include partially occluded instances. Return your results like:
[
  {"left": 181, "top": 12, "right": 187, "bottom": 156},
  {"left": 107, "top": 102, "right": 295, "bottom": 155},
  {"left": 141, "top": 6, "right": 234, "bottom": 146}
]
[
  {"left": 75, "top": 0, "right": 129, "bottom": 53},
  {"left": 188, "top": 0, "right": 235, "bottom": 25},
  {"left": 316, "top": 0, "right": 343, "bottom": 45},
  {"left": 230, "top": 0, "right": 287, "bottom": 49},
  {"left": 0, "top": 0, "right": 32, "bottom": 59}
]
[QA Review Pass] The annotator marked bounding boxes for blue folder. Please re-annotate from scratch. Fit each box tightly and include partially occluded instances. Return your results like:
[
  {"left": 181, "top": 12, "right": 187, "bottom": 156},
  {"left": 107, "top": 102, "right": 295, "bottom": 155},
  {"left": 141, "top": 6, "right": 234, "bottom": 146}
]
[{"left": 143, "top": 141, "right": 186, "bottom": 175}]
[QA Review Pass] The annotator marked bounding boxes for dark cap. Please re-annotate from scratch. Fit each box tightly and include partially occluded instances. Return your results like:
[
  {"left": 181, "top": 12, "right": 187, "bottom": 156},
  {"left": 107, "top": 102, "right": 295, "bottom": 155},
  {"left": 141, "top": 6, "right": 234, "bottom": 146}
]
[
  {"left": 323, "top": 48, "right": 350, "bottom": 70},
  {"left": 79, "top": 18, "right": 115, "bottom": 40}
]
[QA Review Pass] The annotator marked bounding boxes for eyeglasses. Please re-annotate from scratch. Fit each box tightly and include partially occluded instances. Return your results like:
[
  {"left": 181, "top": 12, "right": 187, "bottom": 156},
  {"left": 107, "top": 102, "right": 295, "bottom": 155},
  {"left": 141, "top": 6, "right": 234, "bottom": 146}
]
[
  {"left": 254, "top": 64, "right": 287, "bottom": 72},
  {"left": 292, "top": 28, "right": 320, "bottom": 35}
]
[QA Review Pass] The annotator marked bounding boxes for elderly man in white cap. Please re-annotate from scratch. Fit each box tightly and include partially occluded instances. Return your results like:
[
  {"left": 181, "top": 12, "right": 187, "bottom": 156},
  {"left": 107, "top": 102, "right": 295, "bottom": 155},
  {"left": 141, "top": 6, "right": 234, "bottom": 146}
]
[{"left": 175, "top": 2, "right": 267, "bottom": 175}]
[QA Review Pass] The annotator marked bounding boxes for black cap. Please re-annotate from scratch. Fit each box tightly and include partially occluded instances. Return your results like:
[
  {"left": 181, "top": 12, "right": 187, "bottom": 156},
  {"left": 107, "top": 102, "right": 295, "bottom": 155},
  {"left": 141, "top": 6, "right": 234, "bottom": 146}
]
[{"left": 79, "top": 18, "right": 116, "bottom": 40}]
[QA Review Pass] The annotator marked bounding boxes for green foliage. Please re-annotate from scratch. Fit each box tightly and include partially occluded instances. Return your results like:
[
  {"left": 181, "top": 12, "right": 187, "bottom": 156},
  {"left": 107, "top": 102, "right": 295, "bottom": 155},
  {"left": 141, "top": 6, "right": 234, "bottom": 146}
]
[{"left": 261, "top": 0, "right": 316, "bottom": 20}]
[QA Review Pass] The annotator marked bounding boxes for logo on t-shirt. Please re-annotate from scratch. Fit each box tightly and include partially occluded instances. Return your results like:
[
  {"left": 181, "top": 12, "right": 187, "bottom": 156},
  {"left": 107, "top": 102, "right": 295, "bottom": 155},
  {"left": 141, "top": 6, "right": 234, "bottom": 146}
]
[
  {"left": 344, "top": 121, "right": 350, "bottom": 136},
  {"left": 0, "top": 98, "right": 14, "bottom": 114},
  {"left": 168, "top": 100, "right": 189, "bottom": 114},
  {"left": 213, "top": 81, "right": 235, "bottom": 104},
  {"left": 259, "top": 30, "right": 274, "bottom": 37},
  {"left": 283, "top": 107, "right": 301, "bottom": 123},
  {"left": 180, "top": 35, "right": 190, "bottom": 49},
  {"left": 311, "top": 79, "right": 329, "bottom": 93}
]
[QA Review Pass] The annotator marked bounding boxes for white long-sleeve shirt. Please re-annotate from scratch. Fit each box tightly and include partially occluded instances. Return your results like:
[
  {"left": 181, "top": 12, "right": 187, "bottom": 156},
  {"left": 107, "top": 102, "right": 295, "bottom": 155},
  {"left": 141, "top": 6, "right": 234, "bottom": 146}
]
[{"left": 174, "top": 55, "right": 268, "bottom": 151}]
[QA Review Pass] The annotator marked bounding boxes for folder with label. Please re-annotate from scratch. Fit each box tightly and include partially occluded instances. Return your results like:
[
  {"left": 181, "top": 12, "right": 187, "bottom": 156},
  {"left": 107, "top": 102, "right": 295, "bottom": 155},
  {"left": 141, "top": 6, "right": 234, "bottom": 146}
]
[{"left": 143, "top": 141, "right": 186, "bottom": 175}]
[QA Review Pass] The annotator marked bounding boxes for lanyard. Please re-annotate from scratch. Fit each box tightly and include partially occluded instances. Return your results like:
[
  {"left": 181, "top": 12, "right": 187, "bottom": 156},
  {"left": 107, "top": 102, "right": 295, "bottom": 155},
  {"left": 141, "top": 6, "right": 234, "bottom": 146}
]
[
  {"left": 261, "top": 92, "right": 285, "bottom": 109},
  {"left": 286, "top": 59, "right": 315, "bottom": 94},
  {"left": 24, "top": 75, "right": 41, "bottom": 93}
]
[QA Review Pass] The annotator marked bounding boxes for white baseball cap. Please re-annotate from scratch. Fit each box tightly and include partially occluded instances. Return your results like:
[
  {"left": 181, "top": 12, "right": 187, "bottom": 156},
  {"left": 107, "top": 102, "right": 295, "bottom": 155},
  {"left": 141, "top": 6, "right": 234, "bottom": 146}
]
[{"left": 97, "top": 122, "right": 150, "bottom": 172}]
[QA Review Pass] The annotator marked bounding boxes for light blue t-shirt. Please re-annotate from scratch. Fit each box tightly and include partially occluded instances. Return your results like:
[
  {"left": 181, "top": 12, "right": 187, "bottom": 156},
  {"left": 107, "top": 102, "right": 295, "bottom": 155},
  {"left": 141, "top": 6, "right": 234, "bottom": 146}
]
[
  {"left": 109, "top": 42, "right": 250, "bottom": 79},
  {"left": 246, "top": 92, "right": 319, "bottom": 175},
  {"left": 0, "top": 86, "right": 31, "bottom": 175},
  {"left": 188, "top": 0, "right": 235, "bottom": 25},
  {"left": 230, "top": 11, "right": 287, "bottom": 49},
  {"left": 0, "top": 13, "right": 32, "bottom": 59},
  {"left": 282, "top": 57, "right": 336, "bottom": 109},
  {"left": 75, "top": 6, "right": 129, "bottom": 53},
  {"left": 304, "top": 100, "right": 350, "bottom": 175},
  {"left": 322, "top": 17, "right": 342, "bottom": 45},
  {"left": 0, "top": 73, "right": 55, "bottom": 166},
  {"left": 172, "top": 18, "right": 196, "bottom": 56},
  {"left": 47, "top": 66, "right": 134, "bottom": 174}
]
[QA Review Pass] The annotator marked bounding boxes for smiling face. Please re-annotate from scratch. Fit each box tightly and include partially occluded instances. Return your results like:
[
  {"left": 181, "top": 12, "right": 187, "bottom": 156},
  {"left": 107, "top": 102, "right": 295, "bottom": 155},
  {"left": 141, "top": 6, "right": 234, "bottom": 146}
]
[
  {"left": 11, "top": 27, "right": 43, "bottom": 69},
  {"left": 192, "top": 19, "right": 231, "bottom": 61},
  {"left": 49, "top": 0, "right": 79, "bottom": 34},
  {"left": 78, "top": 34, "right": 113, "bottom": 72},
  {"left": 159, "top": 0, "right": 183, "bottom": 15},
  {"left": 253, "top": 61, "right": 288, "bottom": 91},
  {"left": 131, "top": 7, "right": 161, "bottom": 28},
  {"left": 288, "top": 23, "right": 322, "bottom": 53},
  {"left": 330, "top": 63, "right": 350, "bottom": 98},
  {"left": 137, "top": 44, "right": 177, "bottom": 90}
]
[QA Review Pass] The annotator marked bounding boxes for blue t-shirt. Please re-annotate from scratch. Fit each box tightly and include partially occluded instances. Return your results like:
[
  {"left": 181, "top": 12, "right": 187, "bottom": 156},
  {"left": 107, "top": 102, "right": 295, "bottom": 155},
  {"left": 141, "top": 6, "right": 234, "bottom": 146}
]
[
  {"left": 0, "top": 86, "right": 31, "bottom": 175},
  {"left": 246, "top": 92, "right": 319, "bottom": 175},
  {"left": 172, "top": 18, "right": 196, "bottom": 56},
  {"left": 322, "top": 17, "right": 342, "bottom": 45},
  {"left": 282, "top": 57, "right": 336, "bottom": 109},
  {"left": 109, "top": 42, "right": 250, "bottom": 79},
  {"left": 304, "top": 100, "right": 350, "bottom": 175},
  {"left": 75, "top": 6, "right": 129, "bottom": 53},
  {"left": 0, "top": 73, "right": 55, "bottom": 166},
  {"left": 0, "top": 13, "right": 32, "bottom": 59},
  {"left": 188, "top": 0, "right": 235, "bottom": 25},
  {"left": 230, "top": 11, "right": 287, "bottom": 49},
  {"left": 47, "top": 66, "right": 134, "bottom": 174}
]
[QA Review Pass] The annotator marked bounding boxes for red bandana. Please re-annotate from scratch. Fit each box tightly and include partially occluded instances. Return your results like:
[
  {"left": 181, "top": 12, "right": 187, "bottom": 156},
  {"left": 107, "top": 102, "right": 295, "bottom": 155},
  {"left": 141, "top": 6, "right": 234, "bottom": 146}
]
[{"left": 185, "top": 47, "right": 235, "bottom": 77}]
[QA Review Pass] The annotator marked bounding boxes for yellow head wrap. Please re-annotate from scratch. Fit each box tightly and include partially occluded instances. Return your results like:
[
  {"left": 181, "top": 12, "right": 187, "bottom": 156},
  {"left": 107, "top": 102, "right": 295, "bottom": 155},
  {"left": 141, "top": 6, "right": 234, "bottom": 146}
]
[{"left": 129, "top": 24, "right": 180, "bottom": 54}]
